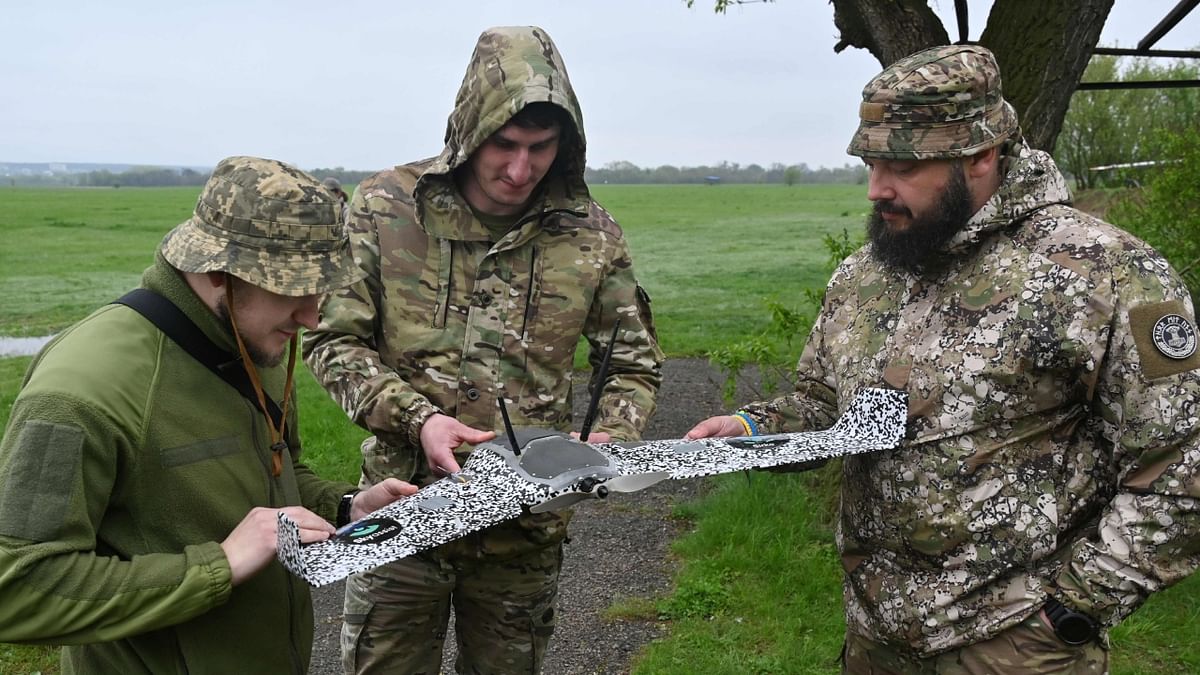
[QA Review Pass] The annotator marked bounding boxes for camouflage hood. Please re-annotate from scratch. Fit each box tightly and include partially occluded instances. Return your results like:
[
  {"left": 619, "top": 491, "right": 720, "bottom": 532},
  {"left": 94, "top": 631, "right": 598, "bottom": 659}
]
[
  {"left": 934, "top": 139, "right": 1071, "bottom": 259},
  {"left": 414, "top": 25, "right": 591, "bottom": 219}
]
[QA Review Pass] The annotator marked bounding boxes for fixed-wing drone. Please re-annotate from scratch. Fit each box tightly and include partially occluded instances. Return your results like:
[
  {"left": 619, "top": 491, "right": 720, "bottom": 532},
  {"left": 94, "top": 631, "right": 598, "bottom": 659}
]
[
  {"left": 277, "top": 390, "right": 907, "bottom": 587},
  {"left": 277, "top": 325, "right": 908, "bottom": 587}
]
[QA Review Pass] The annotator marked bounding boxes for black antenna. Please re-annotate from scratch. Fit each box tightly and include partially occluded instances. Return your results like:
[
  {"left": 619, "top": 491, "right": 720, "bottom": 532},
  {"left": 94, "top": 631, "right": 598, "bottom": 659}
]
[
  {"left": 579, "top": 321, "right": 620, "bottom": 442},
  {"left": 497, "top": 393, "right": 522, "bottom": 456}
]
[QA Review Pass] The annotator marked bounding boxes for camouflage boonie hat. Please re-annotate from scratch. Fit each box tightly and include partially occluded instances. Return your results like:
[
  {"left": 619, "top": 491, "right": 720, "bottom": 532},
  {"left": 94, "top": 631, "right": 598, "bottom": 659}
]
[
  {"left": 847, "top": 44, "right": 1018, "bottom": 160},
  {"left": 162, "top": 156, "right": 363, "bottom": 296}
]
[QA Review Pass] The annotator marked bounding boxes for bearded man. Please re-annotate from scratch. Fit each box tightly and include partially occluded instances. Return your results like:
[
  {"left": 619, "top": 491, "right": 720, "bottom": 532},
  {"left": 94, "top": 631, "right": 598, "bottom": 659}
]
[{"left": 687, "top": 45, "right": 1200, "bottom": 673}]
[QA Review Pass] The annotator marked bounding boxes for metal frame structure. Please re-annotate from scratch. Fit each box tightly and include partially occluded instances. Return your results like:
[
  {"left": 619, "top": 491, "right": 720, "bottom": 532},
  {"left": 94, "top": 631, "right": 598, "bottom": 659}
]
[{"left": 953, "top": 0, "right": 1200, "bottom": 90}]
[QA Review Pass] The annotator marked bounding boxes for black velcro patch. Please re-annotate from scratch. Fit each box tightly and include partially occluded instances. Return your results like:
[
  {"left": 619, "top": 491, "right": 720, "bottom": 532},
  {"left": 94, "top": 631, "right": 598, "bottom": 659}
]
[
  {"left": 1129, "top": 299, "right": 1200, "bottom": 380},
  {"left": 0, "top": 421, "right": 83, "bottom": 541}
]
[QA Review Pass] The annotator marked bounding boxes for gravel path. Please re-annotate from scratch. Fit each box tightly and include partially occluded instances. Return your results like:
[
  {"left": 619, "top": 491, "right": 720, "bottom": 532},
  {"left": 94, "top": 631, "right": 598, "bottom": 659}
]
[{"left": 308, "top": 358, "right": 751, "bottom": 674}]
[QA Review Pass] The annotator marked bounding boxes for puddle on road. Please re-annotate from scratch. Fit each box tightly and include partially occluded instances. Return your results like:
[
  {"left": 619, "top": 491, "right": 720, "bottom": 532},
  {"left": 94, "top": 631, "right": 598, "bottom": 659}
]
[{"left": 0, "top": 336, "right": 54, "bottom": 358}]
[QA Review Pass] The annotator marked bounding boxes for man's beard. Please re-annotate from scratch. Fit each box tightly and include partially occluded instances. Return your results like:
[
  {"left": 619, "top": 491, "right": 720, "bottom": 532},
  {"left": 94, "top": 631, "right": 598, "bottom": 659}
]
[
  {"left": 215, "top": 299, "right": 284, "bottom": 368},
  {"left": 867, "top": 163, "right": 974, "bottom": 273}
]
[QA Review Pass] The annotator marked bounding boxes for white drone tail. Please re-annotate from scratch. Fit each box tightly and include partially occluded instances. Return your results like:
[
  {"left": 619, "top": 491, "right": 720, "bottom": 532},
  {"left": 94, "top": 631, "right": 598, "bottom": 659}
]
[{"left": 828, "top": 387, "right": 908, "bottom": 448}]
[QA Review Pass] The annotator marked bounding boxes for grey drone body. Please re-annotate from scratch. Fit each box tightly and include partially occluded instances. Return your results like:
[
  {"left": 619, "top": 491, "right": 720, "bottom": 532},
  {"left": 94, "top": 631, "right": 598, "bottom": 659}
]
[{"left": 277, "top": 387, "right": 908, "bottom": 587}]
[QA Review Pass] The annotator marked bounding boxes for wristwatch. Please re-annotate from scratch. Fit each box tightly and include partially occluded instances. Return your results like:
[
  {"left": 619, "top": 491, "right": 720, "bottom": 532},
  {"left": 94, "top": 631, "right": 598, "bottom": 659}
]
[
  {"left": 1043, "top": 596, "right": 1099, "bottom": 646},
  {"left": 336, "top": 491, "right": 360, "bottom": 528}
]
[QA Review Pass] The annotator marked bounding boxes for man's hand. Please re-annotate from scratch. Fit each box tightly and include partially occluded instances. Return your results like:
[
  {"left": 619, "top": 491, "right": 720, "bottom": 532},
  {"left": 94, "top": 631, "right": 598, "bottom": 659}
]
[
  {"left": 419, "top": 413, "right": 496, "bottom": 476},
  {"left": 570, "top": 431, "right": 612, "bottom": 443},
  {"left": 685, "top": 416, "right": 747, "bottom": 439},
  {"left": 221, "top": 506, "right": 333, "bottom": 586},
  {"left": 351, "top": 478, "right": 419, "bottom": 521}
]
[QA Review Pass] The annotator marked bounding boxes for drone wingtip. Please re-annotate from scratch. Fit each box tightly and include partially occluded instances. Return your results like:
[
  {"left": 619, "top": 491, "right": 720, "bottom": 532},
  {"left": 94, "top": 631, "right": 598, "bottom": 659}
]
[{"left": 276, "top": 511, "right": 308, "bottom": 578}]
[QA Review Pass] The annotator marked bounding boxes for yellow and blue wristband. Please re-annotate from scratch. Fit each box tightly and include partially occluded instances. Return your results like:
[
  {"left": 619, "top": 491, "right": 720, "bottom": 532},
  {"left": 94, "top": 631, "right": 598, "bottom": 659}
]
[{"left": 732, "top": 411, "right": 758, "bottom": 436}]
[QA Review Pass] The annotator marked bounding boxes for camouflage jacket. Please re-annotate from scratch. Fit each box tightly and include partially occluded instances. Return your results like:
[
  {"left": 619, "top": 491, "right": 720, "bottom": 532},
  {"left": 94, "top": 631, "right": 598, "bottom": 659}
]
[
  {"left": 304, "top": 27, "right": 662, "bottom": 500},
  {"left": 741, "top": 141, "right": 1200, "bottom": 656}
]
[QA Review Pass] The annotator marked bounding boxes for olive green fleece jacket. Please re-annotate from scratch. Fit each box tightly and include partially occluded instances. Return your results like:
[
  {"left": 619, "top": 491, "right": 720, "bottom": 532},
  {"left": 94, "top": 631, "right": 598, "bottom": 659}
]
[{"left": 0, "top": 254, "right": 355, "bottom": 674}]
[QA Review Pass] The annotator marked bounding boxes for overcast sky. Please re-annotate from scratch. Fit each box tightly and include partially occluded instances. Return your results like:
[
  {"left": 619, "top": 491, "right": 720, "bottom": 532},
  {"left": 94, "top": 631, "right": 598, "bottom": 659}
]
[{"left": 4, "top": 0, "right": 1197, "bottom": 171}]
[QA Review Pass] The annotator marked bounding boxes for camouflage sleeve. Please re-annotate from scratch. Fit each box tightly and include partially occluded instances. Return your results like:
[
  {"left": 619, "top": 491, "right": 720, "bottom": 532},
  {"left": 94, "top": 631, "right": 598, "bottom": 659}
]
[
  {"left": 1053, "top": 254, "right": 1200, "bottom": 626},
  {"left": 303, "top": 186, "right": 440, "bottom": 451},
  {"left": 584, "top": 234, "right": 664, "bottom": 442}
]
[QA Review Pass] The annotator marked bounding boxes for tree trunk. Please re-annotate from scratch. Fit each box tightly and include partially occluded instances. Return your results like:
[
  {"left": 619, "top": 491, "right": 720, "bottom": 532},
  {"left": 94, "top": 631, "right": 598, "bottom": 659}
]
[
  {"left": 980, "top": 0, "right": 1115, "bottom": 152},
  {"left": 830, "top": 0, "right": 1116, "bottom": 153},
  {"left": 831, "top": 0, "right": 948, "bottom": 65}
]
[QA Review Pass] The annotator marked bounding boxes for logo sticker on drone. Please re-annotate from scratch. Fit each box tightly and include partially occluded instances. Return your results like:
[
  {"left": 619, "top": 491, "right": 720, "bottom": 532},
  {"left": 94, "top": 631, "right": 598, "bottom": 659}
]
[
  {"left": 1152, "top": 314, "right": 1197, "bottom": 360},
  {"left": 334, "top": 518, "right": 404, "bottom": 545}
]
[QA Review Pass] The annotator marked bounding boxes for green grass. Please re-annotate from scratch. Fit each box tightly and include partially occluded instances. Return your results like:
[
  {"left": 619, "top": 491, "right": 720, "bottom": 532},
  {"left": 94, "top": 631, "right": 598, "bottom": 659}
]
[
  {"left": 3, "top": 184, "right": 1199, "bottom": 674},
  {"left": 640, "top": 473, "right": 847, "bottom": 675},
  {"left": 630, "top": 468, "right": 1200, "bottom": 674},
  {"left": 592, "top": 184, "right": 867, "bottom": 356},
  {"left": 0, "top": 187, "right": 199, "bottom": 336},
  {"left": 0, "top": 184, "right": 868, "bottom": 351},
  {"left": 294, "top": 366, "right": 370, "bottom": 484}
]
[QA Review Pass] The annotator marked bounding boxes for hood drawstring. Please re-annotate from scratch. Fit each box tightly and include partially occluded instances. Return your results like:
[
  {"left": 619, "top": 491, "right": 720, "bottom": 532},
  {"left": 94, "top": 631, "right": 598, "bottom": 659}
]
[{"left": 226, "top": 276, "right": 295, "bottom": 477}]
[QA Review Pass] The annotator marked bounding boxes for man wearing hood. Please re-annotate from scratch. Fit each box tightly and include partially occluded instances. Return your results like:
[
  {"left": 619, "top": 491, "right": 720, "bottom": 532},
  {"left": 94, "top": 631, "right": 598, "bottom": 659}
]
[
  {"left": 304, "top": 26, "right": 663, "bottom": 674},
  {"left": 688, "top": 45, "right": 1199, "bottom": 671}
]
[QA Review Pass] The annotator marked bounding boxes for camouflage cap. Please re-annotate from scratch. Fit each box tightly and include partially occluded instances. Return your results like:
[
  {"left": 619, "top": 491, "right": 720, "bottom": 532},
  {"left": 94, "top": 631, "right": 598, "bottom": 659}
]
[
  {"left": 847, "top": 44, "right": 1018, "bottom": 160},
  {"left": 161, "top": 156, "right": 364, "bottom": 296}
]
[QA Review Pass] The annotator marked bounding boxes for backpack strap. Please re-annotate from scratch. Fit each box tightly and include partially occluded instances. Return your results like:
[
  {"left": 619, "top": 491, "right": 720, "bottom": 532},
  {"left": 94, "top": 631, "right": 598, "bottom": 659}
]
[{"left": 113, "top": 288, "right": 284, "bottom": 428}]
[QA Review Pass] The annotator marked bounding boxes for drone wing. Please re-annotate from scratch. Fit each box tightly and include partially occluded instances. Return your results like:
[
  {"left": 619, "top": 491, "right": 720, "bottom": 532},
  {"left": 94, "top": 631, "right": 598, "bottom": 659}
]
[
  {"left": 529, "top": 387, "right": 908, "bottom": 513},
  {"left": 600, "top": 386, "right": 908, "bottom": 479},
  {"left": 278, "top": 387, "right": 907, "bottom": 586},
  {"left": 277, "top": 449, "right": 551, "bottom": 587}
]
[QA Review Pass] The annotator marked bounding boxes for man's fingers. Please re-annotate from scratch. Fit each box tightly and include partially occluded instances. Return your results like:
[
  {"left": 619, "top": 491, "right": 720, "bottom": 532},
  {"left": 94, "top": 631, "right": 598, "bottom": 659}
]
[
  {"left": 685, "top": 416, "right": 741, "bottom": 439},
  {"left": 352, "top": 479, "right": 421, "bottom": 520},
  {"left": 297, "top": 527, "right": 333, "bottom": 544},
  {"left": 465, "top": 429, "right": 497, "bottom": 443},
  {"left": 428, "top": 451, "right": 461, "bottom": 475},
  {"left": 278, "top": 506, "right": 335, "bottom": 534},
  {"left": 379, "top": 477, "right": 419, "bottom": 498}
]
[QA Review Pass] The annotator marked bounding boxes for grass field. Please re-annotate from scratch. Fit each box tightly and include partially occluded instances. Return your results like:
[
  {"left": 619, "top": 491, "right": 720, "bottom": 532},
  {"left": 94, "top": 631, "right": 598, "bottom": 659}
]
[
  {"left": 0, "top": 183, "right": 867, "bottom": 353},
  {"left": 2, "top": 184, "right": 1198, "bottom": 674}
]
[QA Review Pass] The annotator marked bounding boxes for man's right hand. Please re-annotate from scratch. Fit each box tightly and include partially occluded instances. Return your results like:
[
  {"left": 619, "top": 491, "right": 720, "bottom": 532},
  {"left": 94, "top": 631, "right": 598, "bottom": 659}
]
[
  {"left": 419, "top": 413, "right": 496, "bottom": 476},
  {"left": 685, "top": 416, "right": 747, "bottom": 439},
  {"left": 220, "top": 506, "right": 333, "bottom": 586}
]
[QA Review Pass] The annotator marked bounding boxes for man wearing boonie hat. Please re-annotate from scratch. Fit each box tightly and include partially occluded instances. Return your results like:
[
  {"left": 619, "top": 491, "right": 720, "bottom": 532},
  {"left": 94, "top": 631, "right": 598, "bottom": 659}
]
[
  {"left": 322, "top": 175, "right": 350, "bottom": 221},
  {"left": 0, "top": 156, "right": 417, "bottom": 673},
  {"left": 687, "top": 45, "right": 1199, "bottom": 672}
]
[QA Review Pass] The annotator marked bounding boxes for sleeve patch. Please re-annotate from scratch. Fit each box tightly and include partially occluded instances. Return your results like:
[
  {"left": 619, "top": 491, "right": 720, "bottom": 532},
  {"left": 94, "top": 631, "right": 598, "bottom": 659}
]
[
  {"left": 1129, "top": 299, "right": 1200, "bottom": 380},
  {"left": 0, "top": 421, "right": 83, "bottom": 541}
]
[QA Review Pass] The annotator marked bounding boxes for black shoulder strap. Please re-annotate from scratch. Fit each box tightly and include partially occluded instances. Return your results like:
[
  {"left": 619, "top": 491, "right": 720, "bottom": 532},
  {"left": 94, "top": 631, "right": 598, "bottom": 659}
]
[{"left": 114, "top": 288, "right": 284, "bottom": 428}]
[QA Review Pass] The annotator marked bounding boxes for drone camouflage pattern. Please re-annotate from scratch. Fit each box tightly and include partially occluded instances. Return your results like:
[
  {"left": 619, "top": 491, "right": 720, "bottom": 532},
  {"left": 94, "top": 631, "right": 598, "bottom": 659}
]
[{"left": 277, "top": 387, "right": 908, "bottom": 587}]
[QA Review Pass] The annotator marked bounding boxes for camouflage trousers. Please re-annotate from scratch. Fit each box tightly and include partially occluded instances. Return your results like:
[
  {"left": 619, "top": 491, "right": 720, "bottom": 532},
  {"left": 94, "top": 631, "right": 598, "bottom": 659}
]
[
  {"left": 842, "top": 612, "right": 1108, "bottom": 674},
  {"left": 340, "top": 534, "right": 563, "bottom": 675}
]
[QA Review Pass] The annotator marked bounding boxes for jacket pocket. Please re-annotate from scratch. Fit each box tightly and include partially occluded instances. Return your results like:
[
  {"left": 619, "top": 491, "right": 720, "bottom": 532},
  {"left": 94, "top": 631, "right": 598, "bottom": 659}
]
[{"left": 160, "top": 435, "right": 242, "bottom": 467}]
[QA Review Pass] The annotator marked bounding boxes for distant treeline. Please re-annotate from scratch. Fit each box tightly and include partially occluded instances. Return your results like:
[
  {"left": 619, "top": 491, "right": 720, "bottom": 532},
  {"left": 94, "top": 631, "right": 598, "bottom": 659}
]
[
  {"left": 78, "top": 168, "right": 210, "bottom": 187},
  {"left": 5, "top": 161, "right": 866, "bottom": 187},
  {"left": 585, "top": 161, "right": 867, "bottom": 185},
  {"left": 312, "top": 163, "right": 869, "bottom": 186}
]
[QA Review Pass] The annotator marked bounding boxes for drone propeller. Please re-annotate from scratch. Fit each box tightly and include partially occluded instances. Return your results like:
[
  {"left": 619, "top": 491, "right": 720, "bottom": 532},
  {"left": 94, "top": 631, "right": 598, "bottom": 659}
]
[{"left": 529, "top": 471, "right": 670, "bottom": 513}]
